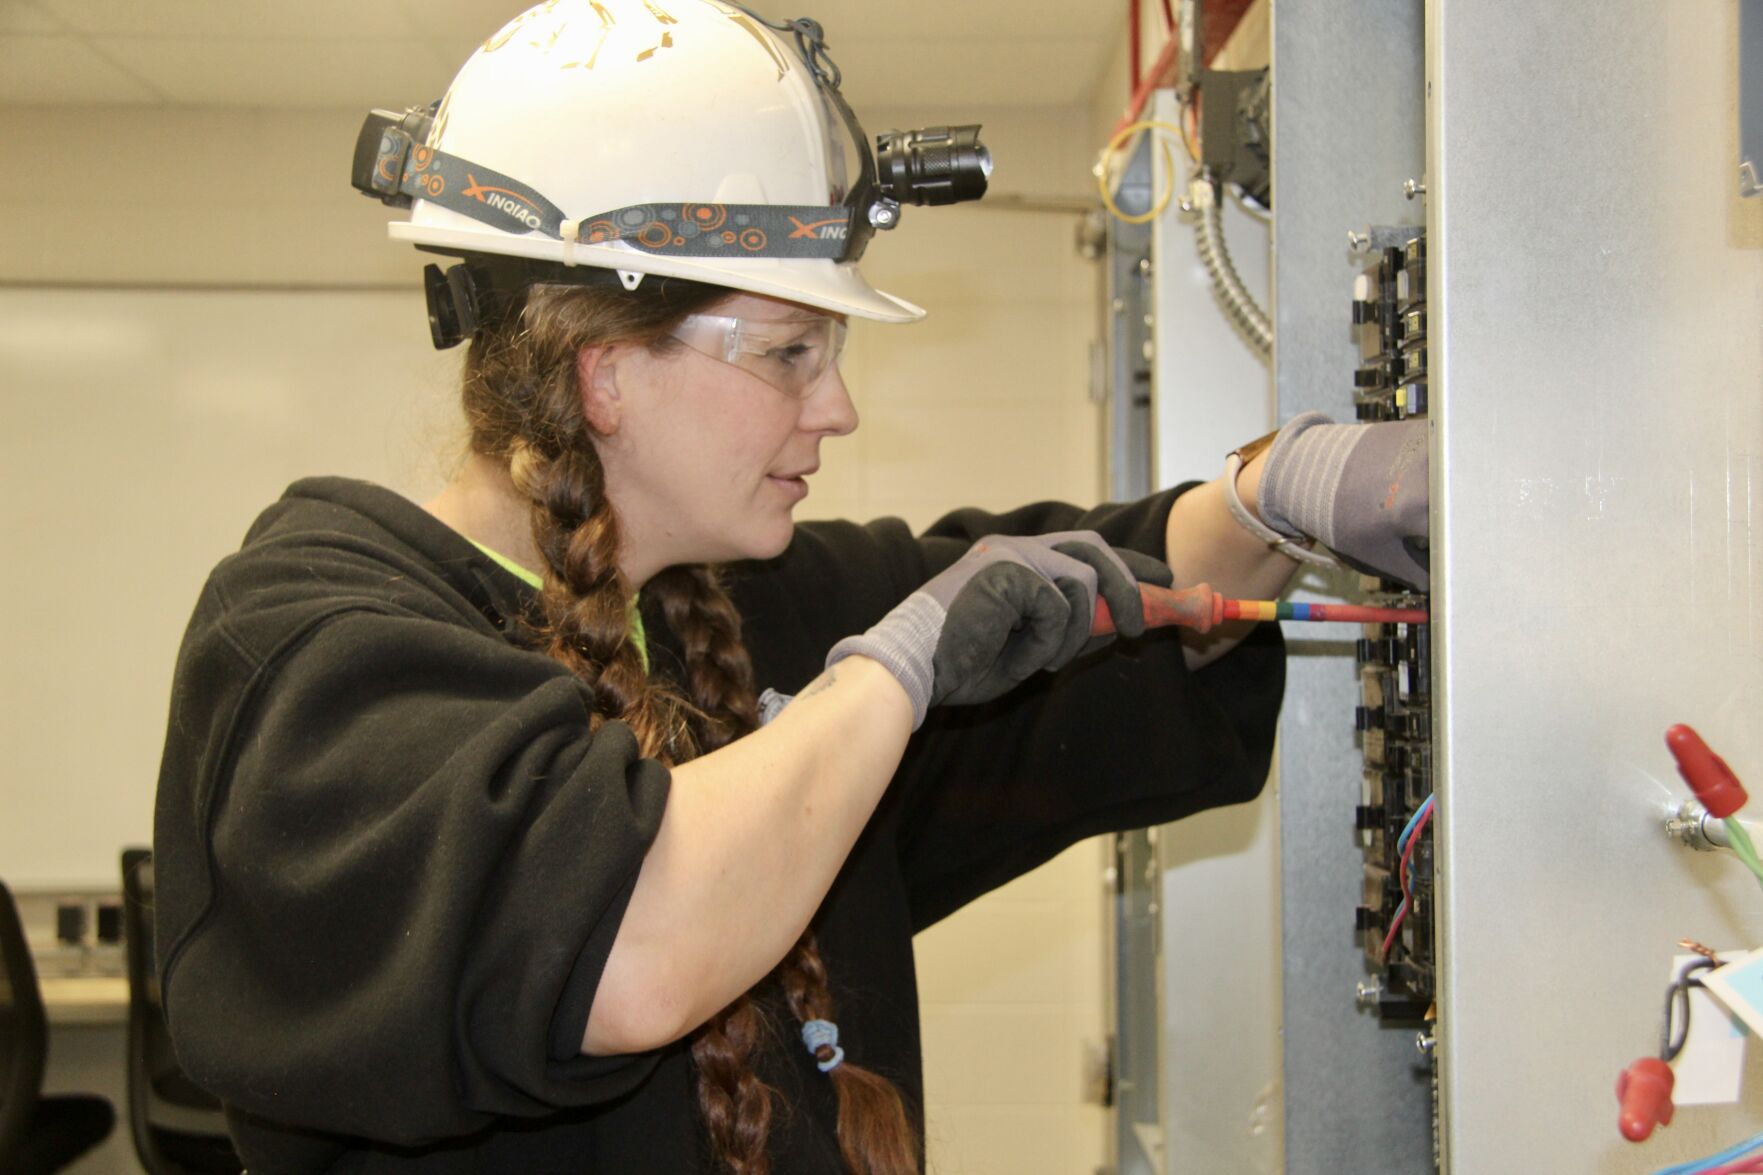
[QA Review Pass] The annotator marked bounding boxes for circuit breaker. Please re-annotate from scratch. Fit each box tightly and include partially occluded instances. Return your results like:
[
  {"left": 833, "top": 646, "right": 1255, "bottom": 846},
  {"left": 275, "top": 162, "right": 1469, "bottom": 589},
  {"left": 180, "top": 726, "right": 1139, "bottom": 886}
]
[
  {"left": 1344, "top": 231, "right": 1440, "bottom": 1168},
  {"left": 1348, "top": 231, "right": 1436, "bottom": 1030}
]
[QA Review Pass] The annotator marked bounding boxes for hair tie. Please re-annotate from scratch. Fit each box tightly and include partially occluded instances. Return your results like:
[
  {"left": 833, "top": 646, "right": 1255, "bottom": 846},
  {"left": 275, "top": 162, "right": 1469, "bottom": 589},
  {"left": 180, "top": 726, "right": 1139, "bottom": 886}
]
[
  {"left": 758, "top": 688, "right": 792, "bottom": 726},
  {"left": 801, "top": 1018, "right": 845, "bottom": 1073}
]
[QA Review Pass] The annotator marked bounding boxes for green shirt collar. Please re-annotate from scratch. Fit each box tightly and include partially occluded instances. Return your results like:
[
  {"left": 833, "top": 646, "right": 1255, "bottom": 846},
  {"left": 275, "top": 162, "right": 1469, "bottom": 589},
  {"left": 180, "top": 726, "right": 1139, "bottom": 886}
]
[
  {"left": 469, "top": 539, "right": 543, "bottom": 589},
  {"left": 467, "top": 539, "right": 649, "bottom": 673}
]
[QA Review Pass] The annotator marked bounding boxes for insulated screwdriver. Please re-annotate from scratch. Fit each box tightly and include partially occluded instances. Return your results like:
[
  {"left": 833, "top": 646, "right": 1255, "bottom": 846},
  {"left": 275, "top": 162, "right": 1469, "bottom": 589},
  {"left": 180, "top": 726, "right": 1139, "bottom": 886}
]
[{"left": 1091, "top": 582, "right": 1429, "bottom": 637}]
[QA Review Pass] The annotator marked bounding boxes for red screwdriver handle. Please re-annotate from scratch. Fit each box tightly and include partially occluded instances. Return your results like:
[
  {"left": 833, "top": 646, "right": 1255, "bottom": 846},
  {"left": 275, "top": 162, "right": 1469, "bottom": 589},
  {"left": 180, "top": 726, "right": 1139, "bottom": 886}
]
[
  {"left": 1091, "top": 583, "right": 1222, "bottom": 637},
  {"left": 1666, "top": 724, "right": 1748, "bottom": 819}
]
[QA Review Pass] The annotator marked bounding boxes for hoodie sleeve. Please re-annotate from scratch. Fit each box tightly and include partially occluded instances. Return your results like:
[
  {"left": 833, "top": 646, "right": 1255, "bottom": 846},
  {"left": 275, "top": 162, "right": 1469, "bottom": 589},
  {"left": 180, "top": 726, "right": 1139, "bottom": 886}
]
[
  {"left": 155, "top": 593, "right": 671, "bottom": 1146},
  {"left": 729, "top": 489, "right": 1285, "bottom": 933},
  {"left": 889, "top": 488, "right": 1285, "bottom": 928}
]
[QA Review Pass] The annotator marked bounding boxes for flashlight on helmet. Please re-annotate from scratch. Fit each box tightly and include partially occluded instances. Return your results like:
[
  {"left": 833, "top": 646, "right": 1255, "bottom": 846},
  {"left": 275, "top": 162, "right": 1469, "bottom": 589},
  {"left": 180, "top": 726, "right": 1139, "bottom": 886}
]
[{"left": 874, "top": 125, "right": 992, "bottom": 207}]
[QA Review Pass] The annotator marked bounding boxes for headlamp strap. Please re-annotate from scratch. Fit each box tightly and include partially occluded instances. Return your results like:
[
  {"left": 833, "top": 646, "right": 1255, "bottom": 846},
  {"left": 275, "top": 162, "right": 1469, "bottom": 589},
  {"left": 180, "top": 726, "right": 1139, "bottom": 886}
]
[{"left": 372, "top": 125, "right": 857, "bottom": 260}]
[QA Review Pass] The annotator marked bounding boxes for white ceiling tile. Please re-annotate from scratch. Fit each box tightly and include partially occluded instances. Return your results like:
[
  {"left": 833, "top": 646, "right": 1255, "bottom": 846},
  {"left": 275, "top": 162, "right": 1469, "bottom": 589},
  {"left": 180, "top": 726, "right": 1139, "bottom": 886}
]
[
  {"left": 95, "top": 37, "right": 456, "bottom": 108},
  {"left": 0, "top": 35, "right": 162, "bottom": 103},
  {"left": 837, "top": 38, "right": 1101, "bottom": 111},
  {"left": 34, "top": 0, "right": 422, "bottom": 39},
  {"left": 0, "top": 1, "right": 67, "bottom": 33}
]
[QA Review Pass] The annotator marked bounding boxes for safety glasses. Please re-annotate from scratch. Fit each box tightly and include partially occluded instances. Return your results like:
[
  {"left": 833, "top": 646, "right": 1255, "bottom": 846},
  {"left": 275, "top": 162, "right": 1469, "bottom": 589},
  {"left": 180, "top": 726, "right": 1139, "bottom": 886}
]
[{"left": 669, "top": 313, "right": 848, "bottom": 399}]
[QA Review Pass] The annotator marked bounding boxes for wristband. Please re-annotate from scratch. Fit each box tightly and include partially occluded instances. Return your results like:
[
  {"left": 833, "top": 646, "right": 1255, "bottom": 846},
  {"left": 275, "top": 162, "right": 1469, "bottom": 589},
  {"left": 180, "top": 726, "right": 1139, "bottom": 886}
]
[{"left": 1223, "top": 430, "right": 1339, "bottom": 568}]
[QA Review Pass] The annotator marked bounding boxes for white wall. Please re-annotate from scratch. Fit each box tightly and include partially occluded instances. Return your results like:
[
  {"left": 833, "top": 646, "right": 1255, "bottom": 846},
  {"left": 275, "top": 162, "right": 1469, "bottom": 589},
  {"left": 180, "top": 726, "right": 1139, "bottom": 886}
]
[{"left": 3, "top": 100, "right": 1120, "bottom": 1174}]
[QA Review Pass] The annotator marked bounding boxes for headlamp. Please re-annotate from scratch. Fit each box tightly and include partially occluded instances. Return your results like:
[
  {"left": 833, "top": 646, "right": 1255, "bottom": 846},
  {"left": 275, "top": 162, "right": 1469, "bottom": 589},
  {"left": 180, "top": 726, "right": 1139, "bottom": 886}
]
[{"left": 875, "top": 126, "right": 994, "bottom": 208}]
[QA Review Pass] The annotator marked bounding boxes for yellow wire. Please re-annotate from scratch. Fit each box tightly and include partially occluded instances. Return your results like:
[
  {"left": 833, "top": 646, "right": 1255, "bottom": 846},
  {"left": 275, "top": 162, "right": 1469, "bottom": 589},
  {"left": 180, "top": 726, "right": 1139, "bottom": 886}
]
[
  {"left": 1096, "top": 119, "right": 1185, "bottom": 226},
  {"left": 1179, "top": 92, "right": 1201, "bottom": 164}
]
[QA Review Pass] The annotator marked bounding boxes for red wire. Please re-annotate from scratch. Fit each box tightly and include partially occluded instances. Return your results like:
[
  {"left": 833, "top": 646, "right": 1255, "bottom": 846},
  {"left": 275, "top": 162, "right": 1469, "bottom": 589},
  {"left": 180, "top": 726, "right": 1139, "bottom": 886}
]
[
  {"left": 1693, "top": 1154, "right": 1763, "bottom": 1175},
  {"left": 1159, "top": 0, "right": 1175, "bottom": 33},
  {"left": 1128, "top": 0, "right": 1142, "bottom": 97},
  {"left": 1379, "top": 805, "right": 1434, "bottom": 960},
  {"left": 1378, "top": 898, "right": 1408, "bottom": 960},
  {"left": 1111, "top": 25, "right": 1183, "bottom": 137}
]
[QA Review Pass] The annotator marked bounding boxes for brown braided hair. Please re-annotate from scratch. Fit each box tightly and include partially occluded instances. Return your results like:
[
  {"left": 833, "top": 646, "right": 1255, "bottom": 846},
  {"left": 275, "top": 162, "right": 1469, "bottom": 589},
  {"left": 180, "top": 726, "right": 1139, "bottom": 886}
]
[{"left": 458, "top": 278, "right": 918, "bottom": 1174}]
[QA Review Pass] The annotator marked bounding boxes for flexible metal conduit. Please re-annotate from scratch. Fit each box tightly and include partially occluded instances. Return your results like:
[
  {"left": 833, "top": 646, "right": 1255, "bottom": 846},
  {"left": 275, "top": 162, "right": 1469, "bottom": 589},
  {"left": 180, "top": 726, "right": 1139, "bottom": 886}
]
[{"left": 1191, "top": 176, "right": 1273, "bottom": 360}]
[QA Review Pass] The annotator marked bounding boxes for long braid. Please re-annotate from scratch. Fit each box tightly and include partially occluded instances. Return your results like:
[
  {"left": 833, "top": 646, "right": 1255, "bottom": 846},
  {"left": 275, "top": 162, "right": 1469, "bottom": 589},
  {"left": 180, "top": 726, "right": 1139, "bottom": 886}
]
[
  {"left": 526, "top": 444, "right": 694, "bottom": 759},
  {"left": 649, "top": 568, "right": 919, "bottom": 1175},
  {"left": 650, "top": 565, "right": 759, "bottom": 748},
  {"left": 778, "top": 940, "right": 918, "bottom": 1175},
  {"left": 649, "top": 564, "right": 775, "bottom": 1172},
  {"left": 462, "top": 280, "right": 917, "bottom": 1174},
  {"left": 687, "top": 998, "right": 776, "bottom": 1175}
]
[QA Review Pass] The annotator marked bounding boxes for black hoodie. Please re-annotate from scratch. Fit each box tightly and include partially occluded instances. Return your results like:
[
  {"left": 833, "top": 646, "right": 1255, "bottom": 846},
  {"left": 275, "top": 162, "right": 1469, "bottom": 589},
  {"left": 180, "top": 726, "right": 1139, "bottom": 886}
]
[{"left": 153, "top": 476, "right": 1281, "bottom": 1173}]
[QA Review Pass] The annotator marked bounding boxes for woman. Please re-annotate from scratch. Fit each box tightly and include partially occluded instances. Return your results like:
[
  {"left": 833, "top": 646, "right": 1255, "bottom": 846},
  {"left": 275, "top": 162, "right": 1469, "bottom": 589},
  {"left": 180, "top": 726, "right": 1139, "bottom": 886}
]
[{"left": 153, "top": 3, "right": 1429, "bottom": 1172}]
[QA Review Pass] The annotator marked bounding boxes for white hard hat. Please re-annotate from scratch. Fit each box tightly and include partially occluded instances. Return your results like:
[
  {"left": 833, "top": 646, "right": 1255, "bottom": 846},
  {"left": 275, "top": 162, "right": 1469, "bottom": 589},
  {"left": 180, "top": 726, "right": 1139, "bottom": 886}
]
[{"left": 376, "top": 0, "right": 925, "bottom": 324}]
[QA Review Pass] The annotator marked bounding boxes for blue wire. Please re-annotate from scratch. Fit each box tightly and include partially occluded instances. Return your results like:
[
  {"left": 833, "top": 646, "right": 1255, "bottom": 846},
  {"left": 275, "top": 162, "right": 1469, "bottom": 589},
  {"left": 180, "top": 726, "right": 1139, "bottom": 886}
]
[
  {"left": 1651, "top": 1128, "right": 1763, "bottom": 1174},
  {"left": 1397, "top": 794, "right": 1435, "bottom": 855},
  {"left": 1385, "top": 895, "right": 1408, "bottom": 928}
]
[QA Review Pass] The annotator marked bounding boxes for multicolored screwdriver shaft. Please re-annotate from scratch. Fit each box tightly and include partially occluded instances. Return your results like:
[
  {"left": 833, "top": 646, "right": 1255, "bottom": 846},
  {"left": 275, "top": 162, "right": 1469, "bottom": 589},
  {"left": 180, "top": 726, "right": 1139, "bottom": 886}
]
[
  {"left": 1090, "top": 582, "right": 1428, "bottom": 637},
  {"left": 1219, "top": 599, "right": 1431, "bottom": 624}
]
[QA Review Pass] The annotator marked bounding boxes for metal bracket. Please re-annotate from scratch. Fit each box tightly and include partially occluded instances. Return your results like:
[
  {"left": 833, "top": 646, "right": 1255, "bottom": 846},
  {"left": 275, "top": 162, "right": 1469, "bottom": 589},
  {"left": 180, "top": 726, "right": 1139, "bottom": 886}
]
[
  {"left": 1744, "top": 0, "right": 1761, "bottom": 196},
  {"left": 1348, "top": 224, "right": 1424, "bottom": 254}
]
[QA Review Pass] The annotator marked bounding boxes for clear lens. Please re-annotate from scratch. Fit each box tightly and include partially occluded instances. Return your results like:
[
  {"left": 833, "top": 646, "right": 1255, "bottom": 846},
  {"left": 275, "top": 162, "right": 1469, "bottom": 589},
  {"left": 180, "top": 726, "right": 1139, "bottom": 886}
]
[{"left": 670, "top": 313, "right": 848, "bottom": 398}]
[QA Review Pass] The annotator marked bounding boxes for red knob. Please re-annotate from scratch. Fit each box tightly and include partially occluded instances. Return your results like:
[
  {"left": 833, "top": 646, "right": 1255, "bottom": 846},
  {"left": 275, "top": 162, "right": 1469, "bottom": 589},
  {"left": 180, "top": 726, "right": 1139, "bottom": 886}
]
[
  {"left": 1666, "top": 724, "right": 1748, "bottom": 819},
  {"left": 1616, "top": 1056, "right": 1675, "bottom": 1142}
]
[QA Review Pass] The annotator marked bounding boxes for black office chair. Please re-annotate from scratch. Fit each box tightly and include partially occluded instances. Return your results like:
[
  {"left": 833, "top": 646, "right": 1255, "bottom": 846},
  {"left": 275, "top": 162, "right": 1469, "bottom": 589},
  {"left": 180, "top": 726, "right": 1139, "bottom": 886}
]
[
  {"left": 122, "top": 849, "right": 244, "bottom": 1175},
  {"left": 0, "top": 879, "right": 116, "bottom": 1174}
]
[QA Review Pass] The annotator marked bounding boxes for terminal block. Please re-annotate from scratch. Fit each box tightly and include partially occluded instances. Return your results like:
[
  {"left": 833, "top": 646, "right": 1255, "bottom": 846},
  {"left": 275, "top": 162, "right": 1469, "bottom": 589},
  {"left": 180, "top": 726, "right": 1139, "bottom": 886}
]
[
  {"left": 1350, "top": 231, "right": 1428, "bottom": 422},
  {"left": 1350, "top": 226, "right": 1435, "bottom": 1025},
  {"left": 1355, "top": 611, "right": 1434, "bottom": 1020}
]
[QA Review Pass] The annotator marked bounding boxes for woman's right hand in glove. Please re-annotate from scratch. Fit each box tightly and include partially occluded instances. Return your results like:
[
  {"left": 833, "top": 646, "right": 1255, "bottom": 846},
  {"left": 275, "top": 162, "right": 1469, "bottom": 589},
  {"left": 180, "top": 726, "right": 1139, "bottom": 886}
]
[{"left": 825, "top": 531, "right": 1173, "bottom": 729}]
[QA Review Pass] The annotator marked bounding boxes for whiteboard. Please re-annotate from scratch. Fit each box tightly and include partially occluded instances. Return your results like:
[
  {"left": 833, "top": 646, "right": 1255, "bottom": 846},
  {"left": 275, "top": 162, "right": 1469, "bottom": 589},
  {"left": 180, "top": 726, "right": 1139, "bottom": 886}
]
[{"left": 0, "top": 286, "right": 462, "bottom": 887}]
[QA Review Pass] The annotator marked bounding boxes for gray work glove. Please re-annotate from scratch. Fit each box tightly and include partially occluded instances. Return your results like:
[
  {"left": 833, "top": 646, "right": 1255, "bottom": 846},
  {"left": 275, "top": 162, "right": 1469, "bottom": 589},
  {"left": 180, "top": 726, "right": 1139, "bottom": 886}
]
[
  {"left": 826, "top": 532, "right": 1174, "bottom": 729},
  {"left": 1257, "top": 412, "right": 1431, "bottom": 591}
]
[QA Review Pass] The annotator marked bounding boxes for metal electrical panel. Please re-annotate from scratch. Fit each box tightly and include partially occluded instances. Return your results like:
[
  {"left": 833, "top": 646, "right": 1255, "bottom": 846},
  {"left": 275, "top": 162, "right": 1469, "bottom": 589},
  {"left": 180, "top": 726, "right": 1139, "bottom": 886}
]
[
  {"left": 1103, "top": 126, "right": 1169, "bottom": 1175},
  {"left": 1105, "top": 88, "right": 1278, "bottom": 1174},
  {"left": 1428, "top": 0, "right": 1763, "bottom": 1168},
  {"left": 1270, "top": 3, "right": 1433, "bottom": 1173},
  {"left": 1112, "top": 1, "right": 1763, "bottom": 1170},
  {"left": 1744, "top": 0, "right": 1761, "bottom": 196},
  {"left": 1144, "top": 82, "right": 1280, "bottom": 1175}
]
